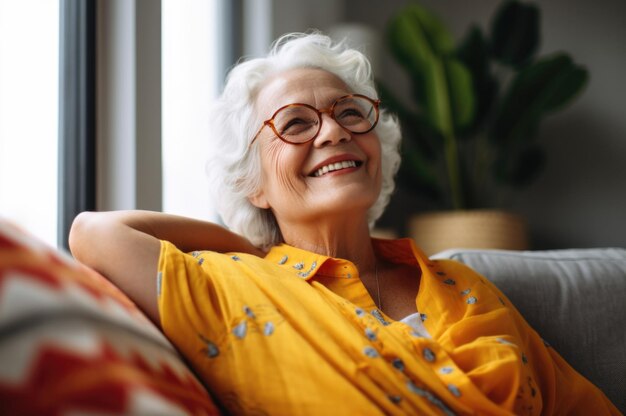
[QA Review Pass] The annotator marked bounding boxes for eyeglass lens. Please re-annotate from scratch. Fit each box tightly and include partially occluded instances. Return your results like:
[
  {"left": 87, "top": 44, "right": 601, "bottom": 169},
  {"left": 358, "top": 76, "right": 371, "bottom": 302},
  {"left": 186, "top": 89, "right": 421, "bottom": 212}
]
[{"left": 272, "top": 96, "right": 377, "bottom": 144}]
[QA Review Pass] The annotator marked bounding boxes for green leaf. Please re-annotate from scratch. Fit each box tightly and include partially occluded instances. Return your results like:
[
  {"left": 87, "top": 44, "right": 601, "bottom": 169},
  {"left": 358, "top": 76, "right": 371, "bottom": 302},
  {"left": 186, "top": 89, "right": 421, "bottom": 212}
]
[
  {"left": 443, "top": 58, "right": 475, "bottom": 132},
  {"left": 387, "top": 6, "right": 445, "bottom": 76},
  {"left": 458, "top": 26, "right": 490, "bottom": 75},
  {"left": 492, "top": 53, "right": 589, "bottom": 146},
  {"left": 457, "top": 26, "right": 498, "bottom": 133},
  {"left": 376, "top": 80, "right": 441, "bottom": 158},
  {"left": 421, "top": 59, "right": 455, "bottom": 136},
  {"left": 494, "top": 145, "right": 546, "bottom": 187},
  {"left": 387, "top": 4, "right": 458, "bottom": 136},
  {"left": 490, "top": 0, "right": 540, "bottom": 68},
  {"left": 540, "top": 66, "right": 589, "bottom": 113},
  {"left": 387, "top": 4, "right": 454, "bottom": 63},
  {"left": 397, "top": 143, "right": 443, "bottom": 201}
]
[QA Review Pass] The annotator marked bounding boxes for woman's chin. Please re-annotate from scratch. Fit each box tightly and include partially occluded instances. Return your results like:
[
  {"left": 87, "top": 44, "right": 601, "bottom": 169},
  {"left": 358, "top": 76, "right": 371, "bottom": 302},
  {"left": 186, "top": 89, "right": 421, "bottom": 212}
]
[{"left": 309, "top": 193, "right": 378, "bottom": 220}]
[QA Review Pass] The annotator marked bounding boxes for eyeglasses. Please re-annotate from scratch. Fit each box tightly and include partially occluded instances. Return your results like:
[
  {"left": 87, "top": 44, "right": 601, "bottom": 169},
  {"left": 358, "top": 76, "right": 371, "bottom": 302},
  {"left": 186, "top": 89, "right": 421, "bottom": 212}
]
[{"left": 249, "top": 94, "right": 380, "bottom": 147}]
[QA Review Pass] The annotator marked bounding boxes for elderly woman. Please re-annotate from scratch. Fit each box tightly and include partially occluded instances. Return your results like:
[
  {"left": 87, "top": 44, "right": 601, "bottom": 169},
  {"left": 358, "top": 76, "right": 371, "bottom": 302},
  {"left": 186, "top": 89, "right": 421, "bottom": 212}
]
[{"left": 70, "top": 33, "right": 618, "bottom": 415}]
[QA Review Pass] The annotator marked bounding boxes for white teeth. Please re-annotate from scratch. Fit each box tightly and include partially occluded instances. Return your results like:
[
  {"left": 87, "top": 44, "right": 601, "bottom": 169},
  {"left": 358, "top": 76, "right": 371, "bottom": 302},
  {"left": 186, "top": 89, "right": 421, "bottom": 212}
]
[{"left": 313, "top": 160, "right": 358, "bottom": 177}]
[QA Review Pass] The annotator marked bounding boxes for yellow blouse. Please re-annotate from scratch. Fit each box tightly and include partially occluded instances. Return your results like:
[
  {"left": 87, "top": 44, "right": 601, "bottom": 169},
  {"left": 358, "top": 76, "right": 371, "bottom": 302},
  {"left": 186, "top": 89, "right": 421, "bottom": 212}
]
[{"left": 157, "top": 238, "right": 619, "bottom": 415}]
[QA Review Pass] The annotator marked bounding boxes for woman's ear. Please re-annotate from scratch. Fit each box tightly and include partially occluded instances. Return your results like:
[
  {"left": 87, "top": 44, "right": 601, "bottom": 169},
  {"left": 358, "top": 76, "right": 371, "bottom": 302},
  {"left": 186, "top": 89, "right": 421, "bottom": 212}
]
[{"left": 248, "top": 191, "right": 270, "bottom": 209}]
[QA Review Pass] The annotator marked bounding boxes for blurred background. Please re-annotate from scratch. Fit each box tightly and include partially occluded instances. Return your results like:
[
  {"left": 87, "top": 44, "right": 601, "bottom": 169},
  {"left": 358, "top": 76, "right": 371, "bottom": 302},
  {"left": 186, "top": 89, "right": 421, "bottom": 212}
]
[{"left": 1, "top": 0, "right": 624, "bottom": 250}]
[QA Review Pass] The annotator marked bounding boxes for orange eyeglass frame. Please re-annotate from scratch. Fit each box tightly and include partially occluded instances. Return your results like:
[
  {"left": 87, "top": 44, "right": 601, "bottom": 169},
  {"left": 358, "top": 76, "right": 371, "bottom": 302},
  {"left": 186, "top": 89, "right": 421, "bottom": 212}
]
[{"left": 248, "top": 94, "right": 380, "bottom": 149}]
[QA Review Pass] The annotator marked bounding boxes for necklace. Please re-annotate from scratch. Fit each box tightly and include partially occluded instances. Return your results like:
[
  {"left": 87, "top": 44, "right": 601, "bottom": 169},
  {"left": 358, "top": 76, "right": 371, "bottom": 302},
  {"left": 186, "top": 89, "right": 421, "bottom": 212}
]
[{"left": 375, "top": 262, "right": 382, "bottom": 310}]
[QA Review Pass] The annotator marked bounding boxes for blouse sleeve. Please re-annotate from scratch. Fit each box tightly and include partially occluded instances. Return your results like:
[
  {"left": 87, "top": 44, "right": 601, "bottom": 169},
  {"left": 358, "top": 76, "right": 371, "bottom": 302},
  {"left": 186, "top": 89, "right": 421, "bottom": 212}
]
[
  {"left": 439, "top": 260, "right": 621, "bottom": 415},
  {"left": 156, "top": 240, "right": 231, "bottom": 363}
]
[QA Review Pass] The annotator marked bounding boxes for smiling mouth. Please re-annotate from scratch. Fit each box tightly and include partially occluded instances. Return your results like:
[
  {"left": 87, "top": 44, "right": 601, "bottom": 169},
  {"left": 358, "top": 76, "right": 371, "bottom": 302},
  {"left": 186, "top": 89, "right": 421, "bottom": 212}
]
[{"left": 311, "top": 160, "right": 363, "bottom": 177}]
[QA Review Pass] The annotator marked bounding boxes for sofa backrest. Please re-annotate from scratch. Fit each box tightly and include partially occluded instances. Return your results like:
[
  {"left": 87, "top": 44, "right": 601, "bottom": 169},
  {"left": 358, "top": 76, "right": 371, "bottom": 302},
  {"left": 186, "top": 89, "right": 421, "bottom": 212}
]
[{"left": 433, "top": 248, "right": 626, "bottom": 413}]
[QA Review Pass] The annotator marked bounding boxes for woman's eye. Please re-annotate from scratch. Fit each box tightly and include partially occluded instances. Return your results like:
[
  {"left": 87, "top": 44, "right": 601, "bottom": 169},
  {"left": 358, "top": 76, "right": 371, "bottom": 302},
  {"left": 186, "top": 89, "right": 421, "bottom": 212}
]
[
  {"left": 281, "top": 118, "right": 312, "bottom": 134},
  {"left": 338, "top": 107, "right": 365, "bottom": 120}
]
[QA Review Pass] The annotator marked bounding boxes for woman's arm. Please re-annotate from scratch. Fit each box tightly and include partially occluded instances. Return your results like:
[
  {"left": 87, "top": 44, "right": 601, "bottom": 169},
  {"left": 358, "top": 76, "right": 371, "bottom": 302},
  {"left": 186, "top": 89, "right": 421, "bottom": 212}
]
[{"left": 69, "top": 210, "right": 263, "bottom": 326}]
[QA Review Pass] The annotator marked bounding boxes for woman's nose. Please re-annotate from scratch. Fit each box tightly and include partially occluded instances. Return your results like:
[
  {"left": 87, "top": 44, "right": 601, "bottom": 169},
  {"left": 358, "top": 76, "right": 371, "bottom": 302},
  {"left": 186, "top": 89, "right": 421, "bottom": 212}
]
[{"left": 313, "top": 113, "right": 351, "bottom": 147}]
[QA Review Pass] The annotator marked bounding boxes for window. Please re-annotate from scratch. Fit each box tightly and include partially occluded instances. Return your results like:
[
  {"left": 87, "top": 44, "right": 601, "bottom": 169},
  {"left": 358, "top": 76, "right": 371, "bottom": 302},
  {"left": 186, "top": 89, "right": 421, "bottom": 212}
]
[
  {"left": 162, "top": 0, "right": 221, "bottom": 221},
  {"left": 2, "top": 0, "right": 239, "bottom": 247},
  {"left": 0, "top": 0, "right": 59, "bottom": 247}
]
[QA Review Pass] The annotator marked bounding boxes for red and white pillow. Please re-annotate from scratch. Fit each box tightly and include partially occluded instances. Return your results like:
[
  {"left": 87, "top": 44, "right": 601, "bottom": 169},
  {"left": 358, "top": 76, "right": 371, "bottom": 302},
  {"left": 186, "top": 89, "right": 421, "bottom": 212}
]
[{"left": 0, "top": 218, "right": 221, "bottom": 415}]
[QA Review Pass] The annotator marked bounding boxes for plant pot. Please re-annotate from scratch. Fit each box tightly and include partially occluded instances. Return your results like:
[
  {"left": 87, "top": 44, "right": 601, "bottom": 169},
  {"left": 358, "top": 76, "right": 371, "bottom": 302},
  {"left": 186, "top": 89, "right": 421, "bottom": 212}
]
[{"left": 408, "top": 210, "right": 529, "bottom": 256}]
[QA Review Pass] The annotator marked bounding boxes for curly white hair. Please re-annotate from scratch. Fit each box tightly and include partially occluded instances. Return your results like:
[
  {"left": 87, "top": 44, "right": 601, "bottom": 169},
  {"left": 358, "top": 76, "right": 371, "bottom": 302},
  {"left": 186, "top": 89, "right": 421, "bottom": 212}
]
[{"left": 206, "top": 32, "right": 402, "bottom": 249}]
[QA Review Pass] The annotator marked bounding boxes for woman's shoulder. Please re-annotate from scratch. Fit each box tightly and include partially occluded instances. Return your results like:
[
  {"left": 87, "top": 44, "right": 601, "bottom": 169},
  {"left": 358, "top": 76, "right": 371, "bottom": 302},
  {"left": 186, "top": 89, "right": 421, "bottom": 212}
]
[{"left": 158, "top": 239, "right": 273, "bottom": 277}]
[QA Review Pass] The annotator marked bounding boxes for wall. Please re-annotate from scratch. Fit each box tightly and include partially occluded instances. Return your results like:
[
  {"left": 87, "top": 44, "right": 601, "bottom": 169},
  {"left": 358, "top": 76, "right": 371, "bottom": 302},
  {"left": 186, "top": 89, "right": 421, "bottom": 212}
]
[
  {"left": 243, "top": 0, "right": 626, "bottom": 249},
  {"left": 272, "top": 0, "right": 343, "bottom": 39},
  {"left": 341, "top": 0, "right": 626, "bottom": 249}
]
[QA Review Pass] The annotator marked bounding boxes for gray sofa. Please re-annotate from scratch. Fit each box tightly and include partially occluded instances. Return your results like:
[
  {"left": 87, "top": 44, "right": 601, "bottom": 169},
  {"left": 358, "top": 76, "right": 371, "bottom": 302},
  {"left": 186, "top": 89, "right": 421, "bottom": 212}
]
[{"left": 433, "top": 248, "right": 626, "bottom": 413}]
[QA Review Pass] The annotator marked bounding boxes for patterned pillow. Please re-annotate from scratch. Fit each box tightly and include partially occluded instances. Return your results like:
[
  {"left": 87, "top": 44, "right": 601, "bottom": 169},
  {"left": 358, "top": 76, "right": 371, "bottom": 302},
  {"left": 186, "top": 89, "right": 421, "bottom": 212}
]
[{"left": 0, "top": 218, "right": 221, "bottom": 415}]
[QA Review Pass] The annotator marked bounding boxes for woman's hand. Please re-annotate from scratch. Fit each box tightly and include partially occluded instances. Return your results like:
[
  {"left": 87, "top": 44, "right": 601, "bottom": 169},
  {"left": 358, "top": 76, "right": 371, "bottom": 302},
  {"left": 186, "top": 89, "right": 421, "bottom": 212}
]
[{"left": 69, "top": 210, "right": 264, "bottom": 326}]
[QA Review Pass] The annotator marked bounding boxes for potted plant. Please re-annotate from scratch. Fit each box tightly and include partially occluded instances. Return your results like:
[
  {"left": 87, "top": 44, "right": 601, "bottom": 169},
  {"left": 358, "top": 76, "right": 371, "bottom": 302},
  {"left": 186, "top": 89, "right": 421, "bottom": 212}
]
[{"left": 379, "top": 0, "right": 589, "bottom": 254}]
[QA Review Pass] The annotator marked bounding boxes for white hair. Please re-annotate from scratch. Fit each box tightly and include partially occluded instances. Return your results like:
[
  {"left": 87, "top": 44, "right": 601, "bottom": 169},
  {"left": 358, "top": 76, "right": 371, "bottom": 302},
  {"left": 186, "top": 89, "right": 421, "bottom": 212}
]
[{"left": 206, "top": 32, "right": 402, "bottom": 249}]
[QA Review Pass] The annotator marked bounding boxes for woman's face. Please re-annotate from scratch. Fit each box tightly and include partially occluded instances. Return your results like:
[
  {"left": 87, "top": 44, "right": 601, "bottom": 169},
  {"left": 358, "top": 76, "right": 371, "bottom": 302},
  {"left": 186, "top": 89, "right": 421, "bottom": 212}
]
[{"left": 249, "top": 68, "right": 382, "bottom": 227}]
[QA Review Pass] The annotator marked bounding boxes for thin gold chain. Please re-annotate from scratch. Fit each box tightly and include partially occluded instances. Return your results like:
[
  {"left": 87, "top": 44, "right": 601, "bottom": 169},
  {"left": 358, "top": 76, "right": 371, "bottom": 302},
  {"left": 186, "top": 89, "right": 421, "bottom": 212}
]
[{"left": 375, "top": 262, "right": 382, "bottom": 310}]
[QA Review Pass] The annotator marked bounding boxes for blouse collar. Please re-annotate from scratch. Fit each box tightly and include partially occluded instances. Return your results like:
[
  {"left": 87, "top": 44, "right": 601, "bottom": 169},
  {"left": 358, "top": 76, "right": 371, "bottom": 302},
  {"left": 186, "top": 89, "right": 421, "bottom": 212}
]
[{"left": 264, "top": 238, "right": 430, "bottom": 281}]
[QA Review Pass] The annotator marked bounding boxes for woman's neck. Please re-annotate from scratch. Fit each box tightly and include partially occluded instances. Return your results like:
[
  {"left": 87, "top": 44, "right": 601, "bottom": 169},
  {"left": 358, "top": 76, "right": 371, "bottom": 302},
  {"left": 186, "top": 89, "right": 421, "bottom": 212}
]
[{"left": 278, "top": 214, "right": 377, "bottom": 274}]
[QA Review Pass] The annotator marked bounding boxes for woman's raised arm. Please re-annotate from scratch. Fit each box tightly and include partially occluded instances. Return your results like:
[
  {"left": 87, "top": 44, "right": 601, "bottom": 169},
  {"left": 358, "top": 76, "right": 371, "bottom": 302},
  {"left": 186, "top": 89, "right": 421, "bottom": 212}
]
[{"left": 68, "top": 210, "right": 264, "bottom": 326}]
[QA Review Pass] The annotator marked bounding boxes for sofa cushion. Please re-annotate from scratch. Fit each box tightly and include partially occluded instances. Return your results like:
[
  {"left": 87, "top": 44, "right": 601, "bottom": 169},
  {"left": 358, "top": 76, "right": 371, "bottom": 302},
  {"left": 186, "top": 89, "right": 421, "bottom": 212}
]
[
  {"left": 432, "top": 248, "right": 626, "bottom": 413},
  {"left": 0, "top": 218, "right": 221, "bottom": 415}
]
